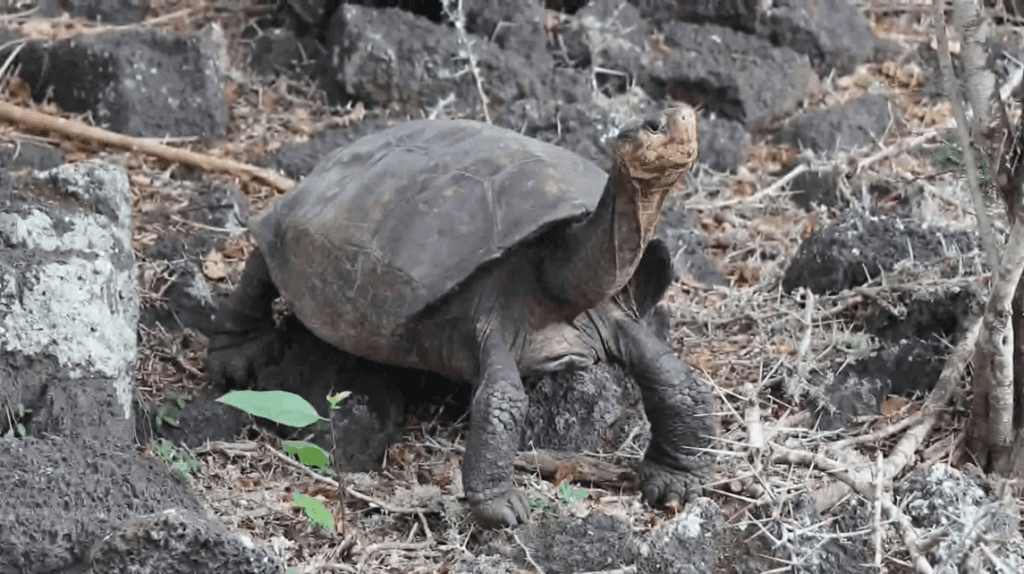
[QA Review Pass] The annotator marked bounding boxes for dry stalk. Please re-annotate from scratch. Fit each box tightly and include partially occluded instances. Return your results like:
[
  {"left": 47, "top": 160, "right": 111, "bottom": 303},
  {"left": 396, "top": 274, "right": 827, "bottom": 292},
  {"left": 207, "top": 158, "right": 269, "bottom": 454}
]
[
  {"left": 970, "top": 215, "right": 1024, "bottom": 472},
  {"left": 872, "top": 452, "right": 883, "bottom": 571},
  {"left": 698, "top": 163, "right": 808, "bottom": 209},
  {"left": 0, "top": 100, "right": 296, "bottom": 192},
  {"left": 933, "top": 1, "right": 998, "bottom": 270},
  {"left": 441, "top": 0, "right": 491, "bottom": 123},
  {"left": 770, "top": 444, "right": 935, "bottom": 574},
  {"left": 883, "top": 309, "right": 982, "bottom": 480}
]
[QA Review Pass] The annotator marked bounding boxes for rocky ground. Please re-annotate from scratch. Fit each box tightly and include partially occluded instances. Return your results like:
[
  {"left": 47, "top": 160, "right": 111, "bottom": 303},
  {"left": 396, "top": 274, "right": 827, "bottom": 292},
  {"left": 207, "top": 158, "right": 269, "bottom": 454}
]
[{"left": 1, "top": 0, "right": 1024, "bottom": 573}]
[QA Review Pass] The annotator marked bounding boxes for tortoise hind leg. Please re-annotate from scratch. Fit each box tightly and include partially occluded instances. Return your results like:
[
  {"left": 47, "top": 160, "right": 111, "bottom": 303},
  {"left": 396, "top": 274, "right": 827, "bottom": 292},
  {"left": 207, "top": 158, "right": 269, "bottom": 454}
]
[
  {"left": 207, "top": 248, "right": 284, "bottom": 387},
  {"left": 462, "top": 336, "right": 530, "bottom": 528},
  {"left": 614, "top": 318, "right": 716, "bottom": 509}
]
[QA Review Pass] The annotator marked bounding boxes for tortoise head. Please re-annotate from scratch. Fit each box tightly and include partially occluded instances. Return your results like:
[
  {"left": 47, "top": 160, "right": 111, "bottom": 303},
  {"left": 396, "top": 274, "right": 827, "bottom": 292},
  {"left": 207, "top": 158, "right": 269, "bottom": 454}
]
[
  {"left": 540, "top": 107, "right": 699, "bottom": 317},
  {"left": 611, "top": 106, "right": 699, "bottom": 228},
  {"left": 614, "top": 106, "right": 699, "bottom": 184}
]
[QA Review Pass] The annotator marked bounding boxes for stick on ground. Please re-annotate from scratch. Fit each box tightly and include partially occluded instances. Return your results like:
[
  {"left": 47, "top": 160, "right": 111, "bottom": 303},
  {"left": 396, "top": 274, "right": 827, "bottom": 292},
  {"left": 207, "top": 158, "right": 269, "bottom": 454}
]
[{"left": 0, "top": 100, "right": 296, "bottom": 192}]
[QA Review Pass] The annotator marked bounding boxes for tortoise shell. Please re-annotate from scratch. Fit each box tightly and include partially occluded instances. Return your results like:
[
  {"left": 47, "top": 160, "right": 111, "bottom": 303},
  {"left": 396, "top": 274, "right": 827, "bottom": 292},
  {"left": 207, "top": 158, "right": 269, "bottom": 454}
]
[{"left": 253, "top": 119, "right": 608, "bottom": 359}]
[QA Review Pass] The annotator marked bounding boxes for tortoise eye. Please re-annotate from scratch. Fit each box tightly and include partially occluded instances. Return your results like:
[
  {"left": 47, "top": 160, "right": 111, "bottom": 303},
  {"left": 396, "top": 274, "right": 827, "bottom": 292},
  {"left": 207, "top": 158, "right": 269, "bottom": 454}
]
[{"left": 643, "top": 118, "right": 665, "bottom": 133}]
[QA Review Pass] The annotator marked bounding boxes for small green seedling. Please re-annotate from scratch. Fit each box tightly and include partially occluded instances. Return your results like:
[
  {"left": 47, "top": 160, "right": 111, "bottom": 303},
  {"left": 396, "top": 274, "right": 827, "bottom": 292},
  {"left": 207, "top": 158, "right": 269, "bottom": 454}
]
[
  {"left": 934, "top": 141, "right": 991, "bottom": 186},
  {"left": 218, "top": 390, "right": 350, "bottom": 531},
  {"left": 152, "top": 438, "right": 200, "bottom": 482},
  {"left": 293, "top": 492, "right": 333, "bottom": 531},
  {"left": 282, "top": 440, "right": 332, "bottom": 473},
  {"left": 3, "top": 404, "right": 30, "bottom": 438},
  {"left": 327, "top": 391, "right": 352, "bottom": 412},
  {"left": 557, "top": 482, "right": 588, "bottom": 505},
  {"left": 217, "top": 390, "right": 326, "bottom": 428},
  {"left": 155, "top": 404, "right": 181, "bottom": 428},
  {"left": 526, "top": 492, "right": 554, "bottom": 516}
]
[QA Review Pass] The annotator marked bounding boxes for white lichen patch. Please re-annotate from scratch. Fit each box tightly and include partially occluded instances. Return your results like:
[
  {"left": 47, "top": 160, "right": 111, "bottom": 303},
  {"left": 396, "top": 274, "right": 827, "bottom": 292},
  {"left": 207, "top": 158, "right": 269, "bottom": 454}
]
[
  {"left": 0, "top": 208, "right": 121, "bottom": 254},
  {"left": 0, "top": 257, "right": 138, "bottom": 418},
  {"left": 0, "top": 162, "right": 138, "bottom": 419}
]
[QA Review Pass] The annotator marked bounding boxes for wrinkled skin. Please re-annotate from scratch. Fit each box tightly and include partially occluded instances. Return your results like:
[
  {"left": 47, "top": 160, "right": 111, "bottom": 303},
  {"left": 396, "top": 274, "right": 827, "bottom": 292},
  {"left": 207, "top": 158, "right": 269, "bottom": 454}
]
[{"left": 208, "top": 108, "right": 716, "bottom": 528}]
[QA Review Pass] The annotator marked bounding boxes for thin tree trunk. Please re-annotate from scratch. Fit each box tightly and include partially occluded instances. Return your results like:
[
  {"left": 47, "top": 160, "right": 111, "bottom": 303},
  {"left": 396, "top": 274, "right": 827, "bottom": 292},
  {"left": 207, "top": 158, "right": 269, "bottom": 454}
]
[{"left": 941, "top": 0, "right": 1024, "bottom": 474}]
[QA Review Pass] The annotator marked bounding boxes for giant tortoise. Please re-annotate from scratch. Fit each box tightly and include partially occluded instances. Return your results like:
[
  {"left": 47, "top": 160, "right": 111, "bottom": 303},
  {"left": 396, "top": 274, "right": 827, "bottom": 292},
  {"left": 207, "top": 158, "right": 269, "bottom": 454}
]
[{"left": 208, "top": 107, "right": 716, "bottom": 527}]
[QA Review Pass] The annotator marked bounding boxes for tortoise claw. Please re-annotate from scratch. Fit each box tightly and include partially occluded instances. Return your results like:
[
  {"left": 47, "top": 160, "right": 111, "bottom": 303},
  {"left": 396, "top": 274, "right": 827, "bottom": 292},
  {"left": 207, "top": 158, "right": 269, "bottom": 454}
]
[
  {"left": 639, "top": 458, "right": 707, "bottom": 512},
  {"left": 468, "top": 488, "right": 530, "bottom": 529},
  {"left": 207, "top": 329, "right": 283, "bottom": 387}
]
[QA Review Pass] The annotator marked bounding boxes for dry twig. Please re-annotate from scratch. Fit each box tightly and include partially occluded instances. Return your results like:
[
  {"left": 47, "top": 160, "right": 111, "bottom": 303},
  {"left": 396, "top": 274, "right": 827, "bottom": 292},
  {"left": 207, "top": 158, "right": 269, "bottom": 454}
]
[{"left": 0, "top": 100, "right": 295, "bottom": 192}]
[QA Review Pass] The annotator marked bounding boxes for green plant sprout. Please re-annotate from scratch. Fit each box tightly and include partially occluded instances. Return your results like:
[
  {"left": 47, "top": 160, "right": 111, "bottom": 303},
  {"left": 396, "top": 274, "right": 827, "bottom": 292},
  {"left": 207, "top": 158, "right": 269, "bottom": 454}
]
[
  {"left": 934, "top": 140, "right": 991, "bottom": 186},
  {"left": 526, "top": 492, "right": 555, "bottom": 516},
  {"left": 557, "top": 481, "right": 589, "bottom": 505},
  {"left": 152, "top": 438, "right": 200, "bottom": 482},
  {"left": 218, "top": 390, "right": 346, "bottom": 531}
]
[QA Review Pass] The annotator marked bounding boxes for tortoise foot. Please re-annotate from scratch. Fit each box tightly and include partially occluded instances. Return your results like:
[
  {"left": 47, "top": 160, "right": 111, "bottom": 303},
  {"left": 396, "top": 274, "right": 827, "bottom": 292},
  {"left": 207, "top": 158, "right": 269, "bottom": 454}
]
[
  {"left": 467, "top": 488, "right": 529, "bottom": 528},
  {"left": 207, "top": 329, "right": 284, "bottom": 387},
  {"left": 638, "top": 458, "right": 707, "bottom": 512}
]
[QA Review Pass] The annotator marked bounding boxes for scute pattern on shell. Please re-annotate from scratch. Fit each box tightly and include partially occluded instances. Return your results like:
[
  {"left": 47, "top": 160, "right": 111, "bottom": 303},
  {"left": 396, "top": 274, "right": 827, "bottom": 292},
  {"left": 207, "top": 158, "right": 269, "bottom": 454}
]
[{"left": 252, "top": 119, "right": 608, "bottom": 360}]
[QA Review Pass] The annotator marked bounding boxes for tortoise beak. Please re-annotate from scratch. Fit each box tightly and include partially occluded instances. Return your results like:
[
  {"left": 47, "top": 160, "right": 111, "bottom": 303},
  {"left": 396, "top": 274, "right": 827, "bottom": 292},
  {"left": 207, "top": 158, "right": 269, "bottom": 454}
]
[{"left": 662, "top": 106, "right": 698, "bottom": 148}]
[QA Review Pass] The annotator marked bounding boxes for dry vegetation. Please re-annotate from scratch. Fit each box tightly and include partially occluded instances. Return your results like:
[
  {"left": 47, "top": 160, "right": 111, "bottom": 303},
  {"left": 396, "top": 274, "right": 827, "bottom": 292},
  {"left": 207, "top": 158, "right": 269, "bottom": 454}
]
[{"left": 2, "top": 0, "right": 1023, "bottom": 572}]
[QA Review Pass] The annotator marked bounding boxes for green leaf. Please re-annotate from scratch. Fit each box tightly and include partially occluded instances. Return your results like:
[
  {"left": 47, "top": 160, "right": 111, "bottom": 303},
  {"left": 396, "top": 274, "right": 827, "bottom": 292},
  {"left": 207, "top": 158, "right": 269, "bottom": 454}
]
[
  {"left": 558, "top": 482, "right": 588, "bottom": 504},
  {"left": 282, "top": 440, "right": 331, "bottom": 470},
  {"left": 327, "top": 390, "right": 352, "bottom": 411},
  {"left": 153, "top": 438, "right": 175, "bottom": 461},
  {"left": 293, "top": 492, "right": 334, "bottom": 531},
  {"left": 217, "top": 390, "right": 324, "bottom": 428}
]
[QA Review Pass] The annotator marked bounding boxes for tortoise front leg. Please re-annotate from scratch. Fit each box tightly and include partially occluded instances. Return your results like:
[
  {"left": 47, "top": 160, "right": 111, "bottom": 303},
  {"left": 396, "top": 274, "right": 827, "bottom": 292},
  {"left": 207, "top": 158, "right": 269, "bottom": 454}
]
[
  {"left": 615, "top": 318, "right": 716, "bottom": 508},
  {"left": 462, "top": 336, "right": 530, "bottom": 528},
  {"left": 207, "top": 248, "right": 284, "bottom": 386}
]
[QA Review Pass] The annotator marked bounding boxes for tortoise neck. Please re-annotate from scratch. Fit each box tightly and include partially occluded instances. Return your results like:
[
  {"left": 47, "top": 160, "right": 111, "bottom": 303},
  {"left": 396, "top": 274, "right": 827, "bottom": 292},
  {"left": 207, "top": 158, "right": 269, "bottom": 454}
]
[{"left": 542, "top": 164, "right": 667, "bottom": 315}]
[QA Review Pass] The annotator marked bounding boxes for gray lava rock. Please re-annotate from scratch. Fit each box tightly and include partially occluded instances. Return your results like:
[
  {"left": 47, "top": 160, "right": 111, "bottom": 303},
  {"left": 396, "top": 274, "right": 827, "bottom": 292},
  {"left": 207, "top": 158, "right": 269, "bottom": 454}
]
[
  {"left": 641, "top": 22, "right": 816, "bottom": 131},
  {"left": 322, "top": 5, "right": 543, "bottom": 117},
  {"left": 280, "top": 0, "right": 336, "bottom": 29},
  {"left": 745, "top": 494, "right": 869, "bottom": 574},
  {"left": 520, "top": 362, "right": 646, "bottom": 453},
  {"left": 0, "top": 140, "right": 64, "bottom": 172},
  {"left": 15, "top": 30, "right": 227, "bottom": 138},
  {"left": 698, "top": 114, "right": 749, "bottom": 173},
  {"left": 519, "top": 514, "right": 637, "bottom": 573},
  {"left": 865, "top": 289, "right": 975, "bottom": 345},
  {"left": 87, "top": 508, "right": 282, "bottom": 574},
  {"left": 0, "top": 437, "right": 205, "bottom": 574},
  {"left": 630, "top": 0, "right": 760, "bottom": 28},
  {"left": 628, "top": 0, "right": 682, "bottom": 22},
  {"left": 780, "top": 95, "right": 891, "bottom": 155},
  {"left": 676, "top": 0, "right": 760, "bottom": 32},
  {"left": 637, "top": 497, "right": 722, "bottom": 574},
  {"left": 757, "top": 0, "right": 879, "bottom": 76},
  {"left": 788, "top": 167, "right": 845, "bottom": 210},
  {"left": 34, "top": 0, "right": 150, "bottom": 24},
  {"left": 565, "top": 0, "right": 648, "bottom": 93},
  {"left": 818, "top": 288, "right": 977, "bottom": 430},
  {"left": 897, "top": 464, "right": 1024, "bottom": 572},
  {"left": 820, "top": 338, "right": 945, "bottom": 431},
  {"left": 463, "top": 0, "right": 549, "bottom": 65},
  {"left": 0, "top": 162, "right": 137, "bottom": 444},
  {"left": 247, "top": 26, "right": 323, "bottom": 77},
  {"left": 495, "top": 100, "right": 634, "bottom": 170},
  {"left": 658, "top": 207, "right": 723, "bottom": 285},
  {"left": 264, "top": 120, "right": 387, "bottom": 180},
  {"left": 782, "top": 212, "right": 979, "bottom": 295}
]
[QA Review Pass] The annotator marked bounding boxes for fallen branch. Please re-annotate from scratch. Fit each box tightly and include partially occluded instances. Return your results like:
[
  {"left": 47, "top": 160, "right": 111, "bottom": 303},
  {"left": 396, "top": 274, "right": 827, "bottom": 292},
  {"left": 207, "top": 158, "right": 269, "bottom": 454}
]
[
  {"left": 883, "top": 306, "right": 982, "bottom": 480},
  {"left": 514, "top": 450, "right": 637, "bottom": 490},
  {"left": 0, "top": 100, "right": 296, "bottom": 192}
]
